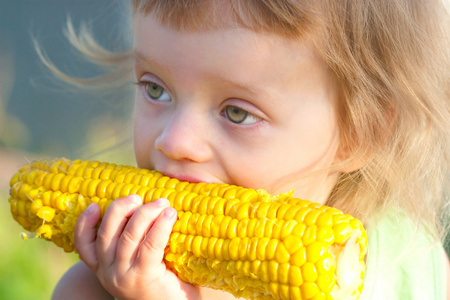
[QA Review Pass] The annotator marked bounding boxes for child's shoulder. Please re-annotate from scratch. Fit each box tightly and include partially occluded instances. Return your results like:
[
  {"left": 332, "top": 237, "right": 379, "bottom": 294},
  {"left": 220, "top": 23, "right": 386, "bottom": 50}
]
[{"left": 361, "top": 209, "right": 446, "bottom": 300}]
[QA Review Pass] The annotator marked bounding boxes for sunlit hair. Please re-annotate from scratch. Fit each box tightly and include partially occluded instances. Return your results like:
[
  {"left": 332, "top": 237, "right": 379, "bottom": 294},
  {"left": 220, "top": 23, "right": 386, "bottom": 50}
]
[
  {"left": 39, "top": 0, "right": 450, "bottom": 242},
  {"left": 135, "top": 0, "right": 450, "bottom": 243}
]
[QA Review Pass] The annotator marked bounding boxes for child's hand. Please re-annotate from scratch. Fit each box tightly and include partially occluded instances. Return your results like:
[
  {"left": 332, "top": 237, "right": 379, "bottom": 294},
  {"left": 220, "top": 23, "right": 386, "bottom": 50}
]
[{"left": 74, "top": 195, "right": 180, "bottom": 300}]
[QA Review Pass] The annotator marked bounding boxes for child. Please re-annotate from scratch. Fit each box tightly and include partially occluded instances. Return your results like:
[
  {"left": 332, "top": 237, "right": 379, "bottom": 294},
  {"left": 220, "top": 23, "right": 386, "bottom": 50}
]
[{"left": 48, "top": 0, "right": 450, "bottom": 299}]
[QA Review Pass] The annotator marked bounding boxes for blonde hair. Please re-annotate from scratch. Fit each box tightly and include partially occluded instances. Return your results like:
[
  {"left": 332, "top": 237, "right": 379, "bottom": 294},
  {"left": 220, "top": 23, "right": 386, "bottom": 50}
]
[
  {"left": 131, "top": 0, "right": 450, "bottom": 240},
  {"left": 41, "top": 0, "right": 450, "bottom": 242}
]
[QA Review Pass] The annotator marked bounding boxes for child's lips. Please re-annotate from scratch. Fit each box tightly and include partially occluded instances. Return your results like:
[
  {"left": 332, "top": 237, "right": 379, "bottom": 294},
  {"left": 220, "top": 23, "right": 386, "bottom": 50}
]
[{"left": 160, "top": 171, "right": 206, "bottom": 184}]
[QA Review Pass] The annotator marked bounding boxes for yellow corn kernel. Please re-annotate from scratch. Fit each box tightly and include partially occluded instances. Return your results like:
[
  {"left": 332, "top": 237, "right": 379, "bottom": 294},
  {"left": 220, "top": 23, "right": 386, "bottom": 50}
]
[
  {"left": 302, "top": 262, "right": 319, "bottom": 283},
  {"left": 303, "top": 225, "right": 318, "bottom": 246},
  {"left": 8, "top": 158, "right": 368, "bottom": 300},
  {"left": 36, "top": 206, "right": 56, "bottom": 222},
  {"left": 302, "top": 282, "right": 320, "bottom": 299},
  {"left": 305, "top": 209, "right": 322, "bottom": 226},
  {"left": 214, "top": 238, "right": 224, "bottom": 261},
  {"left": 333, "top": 223, "right": 353, "bottom": 245},
  {"left": 258, "top": 260, "right": 270, "bottom": 283},
  {"left": 294, "top": 206, "right": 312, "bottom": 222},
  {"left": 226, "top": 218, "right": 239, "bottom": 239},
  {"left": 191, "top": 235, "right": 203, "bottom": 258},
  {"left": 272, "top": 219, "right": 285, "bottom": 239},
  {"left": 238, "top": 237, "right": 249, "bottom": 260},
  {"left": 316, "top": 212, "right": 333, "bottom": 226},
  {"left": 36, "top": 224, "right": 53, "bottom": 239},
  {"left": 275, "top": 242, "right": 291, "bottom": 264},
  {"left": 276, "top": 203, "right": 292, "bottom": 219},
  {"left": 280, "top": 220, "right": 298, "bottom": 239},
  {"left": 311, "top": 292, "right": 326, "bottom": 300},
  {"left": 278, "top": 262, "right": 290, "bottom": 284},
  {"left": 288, "top": 265, "right": 303, "bottom": 286},
  {"left": 229, "top": 237, "right": 241, "bottom": 260},
  {"left": 247, "top": 237, "right": 259, "bottom": 261},
  {"left": 30, "top": 199, "right": 43, "bottom": 215},
  {"left": 246, "top": 218, "right": 258, "bottom": 237},
  {"left": 207, "top": 236, "right": 218, "bottom": 258},
  {"left": 222, "top": 239, "right": 231, "bottom": 260},
  {"left": 317, "top": 226, "right": 335, "bottom": 244},
  {"left": 289, "top": 286, "right": 301, "bottom": 300},
  {"left": 315, "top": 253, "right": 336, "bottom": 276},
  {"left": 279, "top": 284, "right": 290, "bottom": 300},
  {"left": 268, "top": 260, "right": 279, "bottom": 282},
  {"left": 17, "top": 199, "right": 27, "bottom": 217},
  {"left": 265, "top": 238, "right": 278, "bottom": 261},
  {"left": 306, "top": 242, "right": 327, "bottom": 263},
  {"left": 210, "top": 214, "right": 224, "bottom": 237},
  {"left": 317, "top": 275, "right": 335, "bottom": 293},
  {"left": 269, "top": 282, "right": 280, "bottom": 298},
  {"left": 283, "top": 235, "right": 302, "bottom": 254},
  {"left": 68, "top": 176, "right": 83, "bottom": 193},
  {"left": 256, "top": 237, "right": 270, "bottom": 260}
]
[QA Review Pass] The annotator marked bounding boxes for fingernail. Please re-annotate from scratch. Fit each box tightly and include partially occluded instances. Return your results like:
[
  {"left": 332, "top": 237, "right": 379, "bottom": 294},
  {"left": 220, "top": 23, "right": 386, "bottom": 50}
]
[
  {"left": 164, "top": 207, "right": 176, "bottom": 218},
  {"left": 85, "top": 203, "right": 96, "bottom": 215},
  {"left": 154, "top": 198, "right": 169, "bottom": 206}
]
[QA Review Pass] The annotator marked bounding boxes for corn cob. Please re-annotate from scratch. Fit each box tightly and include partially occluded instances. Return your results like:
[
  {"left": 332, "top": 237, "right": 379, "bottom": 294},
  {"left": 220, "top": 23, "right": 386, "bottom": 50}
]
[{"left": 8, "top": 158, "right": 367, "bottom": 300}]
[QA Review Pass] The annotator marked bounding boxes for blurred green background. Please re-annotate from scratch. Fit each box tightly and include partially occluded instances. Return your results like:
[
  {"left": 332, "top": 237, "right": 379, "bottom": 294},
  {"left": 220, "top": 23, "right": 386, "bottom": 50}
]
[{"left": 1, "top": 1, "right": 135, "bottom": 299}]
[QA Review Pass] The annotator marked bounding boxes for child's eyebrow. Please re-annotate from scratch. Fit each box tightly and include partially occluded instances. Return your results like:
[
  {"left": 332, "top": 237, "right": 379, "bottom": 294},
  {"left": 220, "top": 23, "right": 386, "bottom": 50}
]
[
  {"left": 133, "top": 50, "right": 151, "bottom": 62},
  {"left": 133, "top": 50, "right": 171, "bottom": 73},
  {"left": 132, "top": 50, "right": 274, "bottom": 102}
]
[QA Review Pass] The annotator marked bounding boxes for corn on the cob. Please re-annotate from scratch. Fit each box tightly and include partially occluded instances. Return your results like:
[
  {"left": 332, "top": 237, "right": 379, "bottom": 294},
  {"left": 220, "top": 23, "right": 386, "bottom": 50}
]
[{"left": 8, "top": 158, "right": 367, "bottom": 300}]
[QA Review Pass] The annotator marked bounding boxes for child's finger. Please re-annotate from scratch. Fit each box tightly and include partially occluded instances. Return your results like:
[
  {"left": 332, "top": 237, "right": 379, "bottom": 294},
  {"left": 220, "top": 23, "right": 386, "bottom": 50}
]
[
  {"left": 95, "top": 195, "right": 143, "bottom": 268},
  {"left": 115, "top": 198, "right": 171, "bottom": 267},
  {"left": 75, "top": 202, "right": 101, "bottom": 271},
  {"left": 133, "top": 205, "right": 177, "bottom": 272}
]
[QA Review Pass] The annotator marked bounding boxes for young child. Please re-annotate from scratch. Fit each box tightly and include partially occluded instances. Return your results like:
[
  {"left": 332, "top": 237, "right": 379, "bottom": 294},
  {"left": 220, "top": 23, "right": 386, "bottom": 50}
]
[{"left": 49, "top": 0, "right": 450, "bottom": 299}]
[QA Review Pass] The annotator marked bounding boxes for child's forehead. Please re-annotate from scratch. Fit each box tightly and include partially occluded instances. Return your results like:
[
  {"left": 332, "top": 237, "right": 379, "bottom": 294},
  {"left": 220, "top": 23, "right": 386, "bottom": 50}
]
[{"left": 133, "top": 11, "right": 338, "bottom": 110}]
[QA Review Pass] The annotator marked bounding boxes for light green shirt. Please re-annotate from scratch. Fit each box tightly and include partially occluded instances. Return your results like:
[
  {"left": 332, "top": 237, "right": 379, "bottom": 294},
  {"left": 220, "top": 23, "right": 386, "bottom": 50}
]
[{"left": 360, "top": 210, "right": 446, "bottom": 299}]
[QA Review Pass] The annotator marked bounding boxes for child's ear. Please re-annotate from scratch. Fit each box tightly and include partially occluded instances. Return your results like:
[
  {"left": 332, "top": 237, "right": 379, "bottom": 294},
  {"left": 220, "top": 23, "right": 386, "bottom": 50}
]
[
  {"left": 334, "top": 106, "right": 396, "bottom": 173},
  {"left": 333, "top": 143, "right": 368, "bottom": 173}
]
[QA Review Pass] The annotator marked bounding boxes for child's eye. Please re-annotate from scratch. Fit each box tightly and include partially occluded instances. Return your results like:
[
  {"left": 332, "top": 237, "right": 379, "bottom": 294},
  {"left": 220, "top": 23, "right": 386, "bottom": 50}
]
[
  {"left": 144, "top": 82, "right": 171, "bottom": 102},
  {"left": 224, "top": 105, "right": 261, "bottom": 125}
]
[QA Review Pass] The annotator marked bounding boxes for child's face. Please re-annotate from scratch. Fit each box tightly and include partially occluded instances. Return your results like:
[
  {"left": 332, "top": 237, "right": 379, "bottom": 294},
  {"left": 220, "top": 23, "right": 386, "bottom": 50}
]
[{"left": 133, "top": 13, "right": 342, "bottom": 204}]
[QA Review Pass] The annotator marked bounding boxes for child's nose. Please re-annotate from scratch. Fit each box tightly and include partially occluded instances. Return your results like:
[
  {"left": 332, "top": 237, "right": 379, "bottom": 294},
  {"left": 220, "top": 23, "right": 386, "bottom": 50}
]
[{"left": 154, "top": 114, "right": 212, "bottom": 162}]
